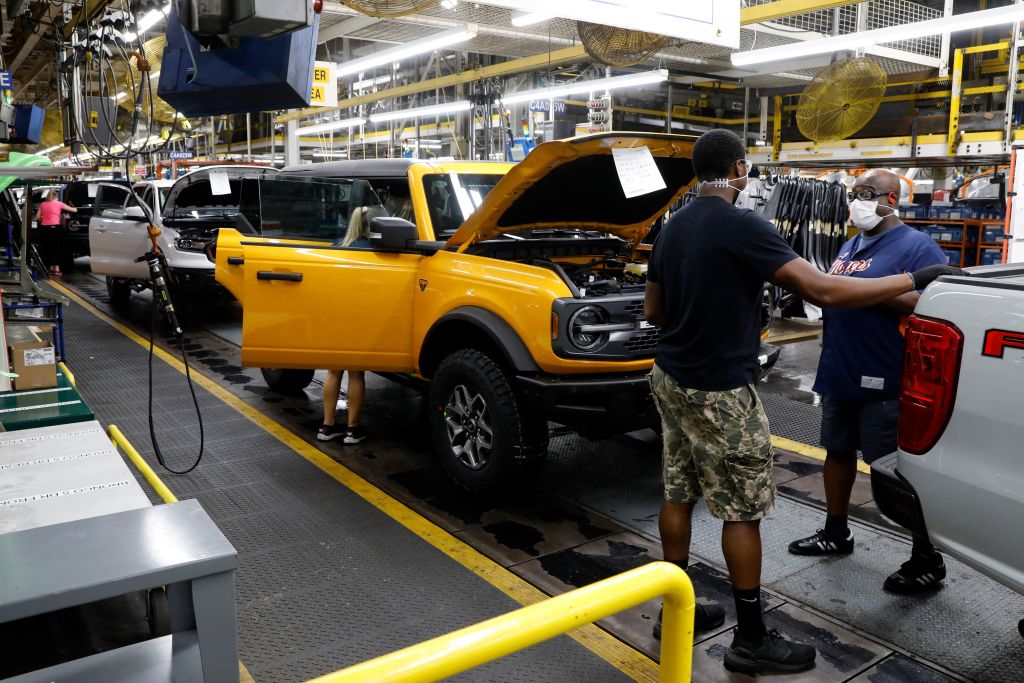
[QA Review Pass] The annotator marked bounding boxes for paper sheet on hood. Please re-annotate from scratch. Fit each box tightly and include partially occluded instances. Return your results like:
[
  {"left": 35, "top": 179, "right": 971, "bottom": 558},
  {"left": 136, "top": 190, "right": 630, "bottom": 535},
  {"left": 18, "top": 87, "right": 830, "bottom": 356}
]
[
  {"left": 612, "top": 146, "right": 667, "bottom": 199},
  {"left": 208, "top": 169, "right": 231, "bottom": 196}
]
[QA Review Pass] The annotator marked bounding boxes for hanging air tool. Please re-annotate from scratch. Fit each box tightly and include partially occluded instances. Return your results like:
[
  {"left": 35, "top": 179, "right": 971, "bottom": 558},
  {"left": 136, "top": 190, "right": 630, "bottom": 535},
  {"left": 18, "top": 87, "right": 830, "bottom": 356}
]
[{"left": 137, "top": 222, "right": 182, "bottom": 338}]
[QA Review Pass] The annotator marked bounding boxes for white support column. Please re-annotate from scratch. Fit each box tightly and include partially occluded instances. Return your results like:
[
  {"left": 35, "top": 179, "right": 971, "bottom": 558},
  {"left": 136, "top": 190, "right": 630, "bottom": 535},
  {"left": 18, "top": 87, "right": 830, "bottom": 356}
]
[
  {"left": 1009, "top": 148, "right": 1024, "bottom": 263},
  {"left": 285, "top": 118, "right": 300, "bottom": 166},
  {"left": 939, "top": 0, "right": 954, "bottom": 78}
]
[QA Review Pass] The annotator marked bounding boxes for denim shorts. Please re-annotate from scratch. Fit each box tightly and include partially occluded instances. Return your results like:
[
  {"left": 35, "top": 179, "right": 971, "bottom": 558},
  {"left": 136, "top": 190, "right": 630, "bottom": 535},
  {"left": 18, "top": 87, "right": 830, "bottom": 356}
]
[{"left": 820, "top": 396, "right": 899, "bottom": 464}]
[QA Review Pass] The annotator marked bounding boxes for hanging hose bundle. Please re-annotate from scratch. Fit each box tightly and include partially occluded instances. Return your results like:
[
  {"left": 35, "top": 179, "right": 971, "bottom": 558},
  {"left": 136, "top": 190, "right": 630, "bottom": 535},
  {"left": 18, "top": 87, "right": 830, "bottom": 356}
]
[{"left": 759, "top": 177, "right": 849, "bottom": 272}]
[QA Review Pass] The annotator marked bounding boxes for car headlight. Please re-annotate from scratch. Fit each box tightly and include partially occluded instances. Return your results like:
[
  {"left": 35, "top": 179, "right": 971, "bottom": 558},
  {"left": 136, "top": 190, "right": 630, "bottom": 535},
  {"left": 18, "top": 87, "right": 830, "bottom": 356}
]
[
  {"left": 174, "top": 237, "right": 210, "bottom": 252},
  {"left": 568, "top": 306, "right": 610, "bottom": 352}
]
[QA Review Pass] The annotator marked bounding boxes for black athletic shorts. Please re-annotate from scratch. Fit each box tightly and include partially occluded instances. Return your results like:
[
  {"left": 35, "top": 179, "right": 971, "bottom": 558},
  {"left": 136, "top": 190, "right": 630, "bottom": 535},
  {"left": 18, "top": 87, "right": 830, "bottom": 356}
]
[{"left": 820, "top": 396, "right": 899, "bottom": 464}]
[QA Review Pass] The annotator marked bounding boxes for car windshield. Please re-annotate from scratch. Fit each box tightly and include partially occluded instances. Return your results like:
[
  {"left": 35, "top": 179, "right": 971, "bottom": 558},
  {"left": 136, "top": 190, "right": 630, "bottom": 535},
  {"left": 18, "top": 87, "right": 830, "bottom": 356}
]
[
  {"left": 422, "top": 172, "right": 614, "bottom": 240},
  {"left": 422, "top": 173, "right": 503, "bottom": 236}
]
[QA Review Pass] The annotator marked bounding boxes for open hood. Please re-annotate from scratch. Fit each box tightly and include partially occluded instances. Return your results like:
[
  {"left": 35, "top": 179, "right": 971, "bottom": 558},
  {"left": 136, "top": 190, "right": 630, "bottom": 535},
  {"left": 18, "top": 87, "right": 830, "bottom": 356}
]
[
  {"left": 444, "top": 132, "right": 697, "bottom": 249},
  {"left": 162, "top": 165, "right": 279, "bottom": 218}
]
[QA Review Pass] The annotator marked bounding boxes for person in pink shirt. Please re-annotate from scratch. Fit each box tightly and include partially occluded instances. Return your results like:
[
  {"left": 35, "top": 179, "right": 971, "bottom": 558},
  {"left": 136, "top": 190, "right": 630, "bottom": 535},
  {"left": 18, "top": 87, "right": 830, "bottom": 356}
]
[{"left": 33, "top": 190, "right": 77, "bottom": 276}]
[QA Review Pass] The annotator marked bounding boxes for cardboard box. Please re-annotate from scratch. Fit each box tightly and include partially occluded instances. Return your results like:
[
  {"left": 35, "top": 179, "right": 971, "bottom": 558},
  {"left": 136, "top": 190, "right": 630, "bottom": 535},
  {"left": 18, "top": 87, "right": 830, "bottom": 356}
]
[{"left": 10, "top": 340, "right": 57, "bottom": 391}]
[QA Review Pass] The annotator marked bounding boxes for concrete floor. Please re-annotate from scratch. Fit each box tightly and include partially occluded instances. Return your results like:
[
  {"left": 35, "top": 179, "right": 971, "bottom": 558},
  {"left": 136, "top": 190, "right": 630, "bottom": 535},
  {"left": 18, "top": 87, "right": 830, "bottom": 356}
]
[{"left": 8, "top": 266, "right": 1022, "bottom": 682}]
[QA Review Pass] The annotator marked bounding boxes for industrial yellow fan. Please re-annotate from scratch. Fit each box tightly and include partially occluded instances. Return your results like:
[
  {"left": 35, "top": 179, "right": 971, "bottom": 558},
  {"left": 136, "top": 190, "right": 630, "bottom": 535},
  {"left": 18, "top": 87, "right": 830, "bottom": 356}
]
[
  {"left": 577, "top": 21, "right": 670, "bottom": 67},
  {"left": 797, "top": 57, "right": 887, "bottom": 142},
  {"left": 38, "top": 108, "right": 65, "bottom": 149},
  {"left": 340, "top": 0, "right": 438, "bottom": 18},
  {"left": 117, "top": 35, "right": 178, "bottom": 123}
]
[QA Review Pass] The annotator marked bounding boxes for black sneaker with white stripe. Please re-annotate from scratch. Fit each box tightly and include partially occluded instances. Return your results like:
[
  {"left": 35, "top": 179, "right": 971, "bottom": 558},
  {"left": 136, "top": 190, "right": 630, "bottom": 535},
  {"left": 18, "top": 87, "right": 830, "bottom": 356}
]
[
  {"left": 883, "top": 552, "right": 945, "bottom": 594},
  {"left": 788, "top": 529, "right": 854, "bottom": 556}
]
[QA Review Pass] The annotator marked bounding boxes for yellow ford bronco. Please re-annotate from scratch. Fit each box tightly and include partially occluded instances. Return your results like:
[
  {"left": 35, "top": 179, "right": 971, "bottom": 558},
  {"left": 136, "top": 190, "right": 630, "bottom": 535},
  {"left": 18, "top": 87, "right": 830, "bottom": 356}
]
[{"left": 215, "top": 132, "right": 749, "bottom": 492}]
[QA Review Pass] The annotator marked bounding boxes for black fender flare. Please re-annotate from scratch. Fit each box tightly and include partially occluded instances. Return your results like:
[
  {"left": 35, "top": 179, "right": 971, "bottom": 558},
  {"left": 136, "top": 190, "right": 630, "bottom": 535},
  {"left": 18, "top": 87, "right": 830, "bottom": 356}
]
[{"left": 420, "top": 306, "right": 540, "bottom": 376}]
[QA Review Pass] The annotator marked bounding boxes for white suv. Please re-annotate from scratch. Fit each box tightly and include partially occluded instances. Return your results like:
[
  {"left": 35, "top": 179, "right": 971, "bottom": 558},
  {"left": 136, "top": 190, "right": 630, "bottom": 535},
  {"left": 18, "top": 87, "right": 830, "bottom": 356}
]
[{"left": 89, "top": 166, "right": 277, "bottom": 302}]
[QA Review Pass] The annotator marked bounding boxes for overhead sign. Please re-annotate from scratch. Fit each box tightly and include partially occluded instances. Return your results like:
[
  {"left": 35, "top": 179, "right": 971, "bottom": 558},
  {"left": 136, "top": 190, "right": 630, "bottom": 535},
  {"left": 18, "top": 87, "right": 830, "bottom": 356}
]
[
  {"left": 528, "top": 100, "right": 566, "bottom": 115},
  {"left": 469, "top": 1, "right": 740, "bottom": 48},
  {"left": 168, "top": 150, "right": 194, "bottom": 160},
  {"left": 0, "top": 70, "right": 12, "bottom": 90},
  {"left": 310, "top": 61, "right": 338, "bottom": 108},
  {"left": 134, "top": 165, "right": 148, "bottom": 176}
]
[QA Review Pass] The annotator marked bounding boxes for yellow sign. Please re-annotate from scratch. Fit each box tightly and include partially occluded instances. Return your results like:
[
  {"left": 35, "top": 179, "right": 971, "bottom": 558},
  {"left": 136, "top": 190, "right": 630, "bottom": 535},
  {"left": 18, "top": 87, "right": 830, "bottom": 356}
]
[{"left": 310, "top": 61, "right": 337, "bottom": 108}]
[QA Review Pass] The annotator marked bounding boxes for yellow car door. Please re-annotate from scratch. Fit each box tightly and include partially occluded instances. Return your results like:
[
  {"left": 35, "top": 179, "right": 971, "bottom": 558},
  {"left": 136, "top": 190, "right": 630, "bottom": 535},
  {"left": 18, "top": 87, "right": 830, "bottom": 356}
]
[
  {"left": 238, "top": 241, "right": 420, "bottom": 371},
  {"left": 222, "top": 175, "right": 421, "bottom": 372}
]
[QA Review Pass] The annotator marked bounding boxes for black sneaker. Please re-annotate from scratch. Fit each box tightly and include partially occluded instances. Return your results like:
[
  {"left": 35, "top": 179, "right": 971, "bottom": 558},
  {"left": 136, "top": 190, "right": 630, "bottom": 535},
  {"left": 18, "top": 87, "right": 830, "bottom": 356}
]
[
  {"left": 652, "top": 602, "right": 726, "bottom": 639},
  {"left": 724, "top": 628, "right": 817, "bottom": 674},
  {"left": 883, "top": 552, "right": 945, "bottom": 594},
  {"left": 343, "top": 425, "right": 369, "bottom": 444},
  {"left": 788, "top": 528, "right": 854, "bottom": 556},
  {"left": 316, "top": 424, "right": 345, "bottom": 442}
]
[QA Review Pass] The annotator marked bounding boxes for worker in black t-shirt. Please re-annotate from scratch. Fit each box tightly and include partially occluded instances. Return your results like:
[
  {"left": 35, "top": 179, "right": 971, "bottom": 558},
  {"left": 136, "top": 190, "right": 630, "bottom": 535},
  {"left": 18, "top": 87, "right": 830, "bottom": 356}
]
[{"left": 644, "top": 129, "right": 960, "bottom": 675}]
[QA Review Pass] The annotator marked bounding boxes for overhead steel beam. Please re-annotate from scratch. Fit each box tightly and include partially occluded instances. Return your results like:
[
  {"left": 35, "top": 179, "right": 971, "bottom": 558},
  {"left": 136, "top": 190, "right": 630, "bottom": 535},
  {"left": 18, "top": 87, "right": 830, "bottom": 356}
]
[
  {"left": 318, "top": 15, "right": 380, "bottom": 44},
  {"left": 275, "top": 44, "right": 589, "bottom": 124},
  {"left": 8, "top": 3, "right": 62, "bottom": 73},
  {"left": 13, "top": 54, "right": 51, "bottom": 101},
  {"left": 740, "top": 0, "right": 853, "bottom": 25}
]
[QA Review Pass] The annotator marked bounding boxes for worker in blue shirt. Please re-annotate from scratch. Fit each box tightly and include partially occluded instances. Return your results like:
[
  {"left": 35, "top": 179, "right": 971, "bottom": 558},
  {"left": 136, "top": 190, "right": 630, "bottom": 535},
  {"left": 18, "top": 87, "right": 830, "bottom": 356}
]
[{"left": 789, "top": 169, "right": 948, "bottom": 594}]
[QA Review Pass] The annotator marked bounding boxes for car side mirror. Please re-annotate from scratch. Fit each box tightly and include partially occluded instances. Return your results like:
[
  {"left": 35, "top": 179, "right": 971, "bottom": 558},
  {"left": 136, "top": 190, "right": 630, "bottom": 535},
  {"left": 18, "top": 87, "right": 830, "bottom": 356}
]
[
  {"left": 368, "top": 216, "right": 419, "bottom": 250},
  {"left": 124, "top": 205, "right": 148, "bottom": 221}
]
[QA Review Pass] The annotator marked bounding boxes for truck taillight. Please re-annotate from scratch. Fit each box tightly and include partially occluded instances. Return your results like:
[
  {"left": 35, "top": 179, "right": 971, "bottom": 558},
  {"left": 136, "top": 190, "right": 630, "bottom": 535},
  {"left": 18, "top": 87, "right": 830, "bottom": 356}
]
[{"left": 899, "top": 315, "right": 964, "bottom": 455}]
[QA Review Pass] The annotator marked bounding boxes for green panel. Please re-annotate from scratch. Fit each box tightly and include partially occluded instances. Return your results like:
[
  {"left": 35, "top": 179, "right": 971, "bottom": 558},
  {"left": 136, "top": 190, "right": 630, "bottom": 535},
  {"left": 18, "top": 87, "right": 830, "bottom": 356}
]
[
  {"left": 0, "top": 152, "right": 52, "bottom": 193},
  {"left": 0, "top": 369, "right": 94, "bottom": 431}
]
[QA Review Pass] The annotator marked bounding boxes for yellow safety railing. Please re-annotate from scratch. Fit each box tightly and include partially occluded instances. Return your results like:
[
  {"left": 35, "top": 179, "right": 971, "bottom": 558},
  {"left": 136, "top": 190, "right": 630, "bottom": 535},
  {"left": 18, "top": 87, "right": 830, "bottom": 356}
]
[
  {"left": 57, "top": 361, "right": 75, "bottom": 387},
  {"left": 107, "top": 425, "right": 178, "bottom": 504},
  {"left": 307, "top": 561, "right": 695, "bottom": 683}
]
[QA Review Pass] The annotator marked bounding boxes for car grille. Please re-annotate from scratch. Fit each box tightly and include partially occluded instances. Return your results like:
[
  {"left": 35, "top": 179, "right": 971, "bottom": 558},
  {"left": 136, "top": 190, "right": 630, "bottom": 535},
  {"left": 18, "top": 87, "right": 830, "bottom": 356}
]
[
  {"left": 623, "top": 327, "right": 660, "bottom": 353},
  {"left": 625, "top": 300, "right": 644, "bottom": 315}
]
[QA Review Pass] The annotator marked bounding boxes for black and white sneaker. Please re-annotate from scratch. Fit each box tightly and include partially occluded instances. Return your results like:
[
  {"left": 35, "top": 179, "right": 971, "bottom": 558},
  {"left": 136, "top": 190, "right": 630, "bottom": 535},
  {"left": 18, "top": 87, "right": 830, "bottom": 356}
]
[
  {"left": 316, "top": 424, "right": 345, "bottom": 442},
  {"left": 343, "top": 425, "right": 369, "bottom": 444},
  {"left": 788, "top": 529, "right": 854, "bottom": 556},
  {"left": 724, "top": 628, "right": 817, "bottom": 674},
  {"left": 652, "top": 602, "right": 726, "bottom": 639},
  {"left": 884, "top": 553, "right": 945, "bottom": 594}
]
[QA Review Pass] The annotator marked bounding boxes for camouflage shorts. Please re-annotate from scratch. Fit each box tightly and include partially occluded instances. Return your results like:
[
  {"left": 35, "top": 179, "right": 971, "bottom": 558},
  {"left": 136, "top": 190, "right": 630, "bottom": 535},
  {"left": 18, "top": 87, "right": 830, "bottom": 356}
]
[{"left": 649, "top": 364, "right": 775, "bottom": 521}]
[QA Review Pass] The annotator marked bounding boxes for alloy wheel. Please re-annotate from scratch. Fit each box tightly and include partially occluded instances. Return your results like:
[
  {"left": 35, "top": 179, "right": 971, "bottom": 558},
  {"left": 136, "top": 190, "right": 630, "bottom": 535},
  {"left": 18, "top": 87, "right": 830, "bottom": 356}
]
[{"left": 443, "top": 384, "right": 494, "bottom": 470}]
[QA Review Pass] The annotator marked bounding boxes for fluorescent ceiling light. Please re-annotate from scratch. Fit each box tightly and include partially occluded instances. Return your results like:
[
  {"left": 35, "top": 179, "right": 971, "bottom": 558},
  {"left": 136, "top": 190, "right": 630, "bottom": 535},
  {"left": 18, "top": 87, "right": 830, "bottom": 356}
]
[
  {"left": 351, "top": 74, "right": 393, "bottom": 90},
  {"left": 299, "top": 117, "right": 366, "bottom": 136},
  {"left": 313, "top": 150, "right": 349, "bottom": 158},
  {"left": 137, "top": 4, "right": 171, "bottom": 33},
  {"left": 336, "top": 26, "right": 477, "bottom": 79},
  {"left": 732, "top": 4, "right": 1024, "bottom": 66},
  {"left": 369, "top": 100, "right": 471, "bottom": 123},
  {"left": 502, "top": 69, "right": 668, "bottom": 104},
  {"left": 511, "top": 11, "right": 551, "bottom": 27}
]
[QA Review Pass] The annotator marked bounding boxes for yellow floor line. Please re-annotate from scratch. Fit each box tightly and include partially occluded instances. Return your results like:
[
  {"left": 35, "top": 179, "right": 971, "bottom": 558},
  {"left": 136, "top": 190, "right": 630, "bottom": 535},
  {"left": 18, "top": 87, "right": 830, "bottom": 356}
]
[
  {"left": 771, "top": 435, "right": 871, "bottom": 475},
  {"left": 50, "top": 282, "right": 661, "bottom": 681}
]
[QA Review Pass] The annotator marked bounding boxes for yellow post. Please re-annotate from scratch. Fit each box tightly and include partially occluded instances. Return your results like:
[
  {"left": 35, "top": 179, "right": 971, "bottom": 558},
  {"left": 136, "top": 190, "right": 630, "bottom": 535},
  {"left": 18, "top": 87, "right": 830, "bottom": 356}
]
[
  {"left": 107, "top": 425, "right": 178, "bottom": 504},
  {"left": 307, "top": 562, "right": 694, "bottom": 683},
  {"left": 57, "top": 361, "right": 75, "bottom": 387},
  {"left": 948, "top": 48, "right": 964, "bottom": 157}
]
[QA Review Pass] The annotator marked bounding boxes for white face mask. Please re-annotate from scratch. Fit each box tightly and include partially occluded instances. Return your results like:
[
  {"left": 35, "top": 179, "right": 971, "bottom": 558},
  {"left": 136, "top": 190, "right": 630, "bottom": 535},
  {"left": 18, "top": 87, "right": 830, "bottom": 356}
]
[
  {"left": 849, "top": 199, "right": 895, "bottom": 231},
  {"left": 702, "top": 177, "right": 748, "bottom": 203}
]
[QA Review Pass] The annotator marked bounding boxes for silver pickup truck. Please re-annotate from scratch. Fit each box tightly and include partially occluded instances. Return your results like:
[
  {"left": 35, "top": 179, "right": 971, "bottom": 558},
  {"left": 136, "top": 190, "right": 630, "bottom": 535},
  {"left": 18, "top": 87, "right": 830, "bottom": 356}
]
[{"left": 870, "top": 264, "right": 1024, "bottom": 637}]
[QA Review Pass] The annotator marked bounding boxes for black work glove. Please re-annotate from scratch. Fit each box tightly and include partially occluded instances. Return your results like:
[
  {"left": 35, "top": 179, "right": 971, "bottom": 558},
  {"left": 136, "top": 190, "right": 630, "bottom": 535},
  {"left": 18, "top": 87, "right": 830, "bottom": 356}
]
[{"left": 908, "top": 264, "right": 964, "bottom": 290}]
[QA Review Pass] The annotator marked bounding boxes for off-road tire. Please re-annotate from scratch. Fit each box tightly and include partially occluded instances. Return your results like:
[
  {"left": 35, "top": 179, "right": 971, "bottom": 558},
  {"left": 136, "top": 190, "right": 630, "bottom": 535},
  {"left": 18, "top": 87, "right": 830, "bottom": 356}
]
[
  {"left": 261, "top": 368, "right": 315, "bottom": 394},
  {"left": 428, "top": 349, "right": 547, "bottom": 494},
  {"left": 106, "top": 277, "right": 131, "bottom": 306}
]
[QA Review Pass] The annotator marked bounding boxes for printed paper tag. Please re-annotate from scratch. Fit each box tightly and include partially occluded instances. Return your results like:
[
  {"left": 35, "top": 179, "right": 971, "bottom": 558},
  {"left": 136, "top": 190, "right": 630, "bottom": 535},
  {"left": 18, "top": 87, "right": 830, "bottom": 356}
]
[
  {"left": 24, "top": 347, "right": 55, "bottom": 367},
  {"left": 87, "top": 183, "right": 98, "bottom": 198},
  {"left": 611, "top": 146, "right": 667, "bottom": 199},
  {"left": 13, "top": 307, "right": 44, "bottom": 319},
  {"left": 861, "top": 376, "right": 885, "bottom": 390},
  {"left": 208, "top": 170, "right": 232, "bottom": 196}
]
